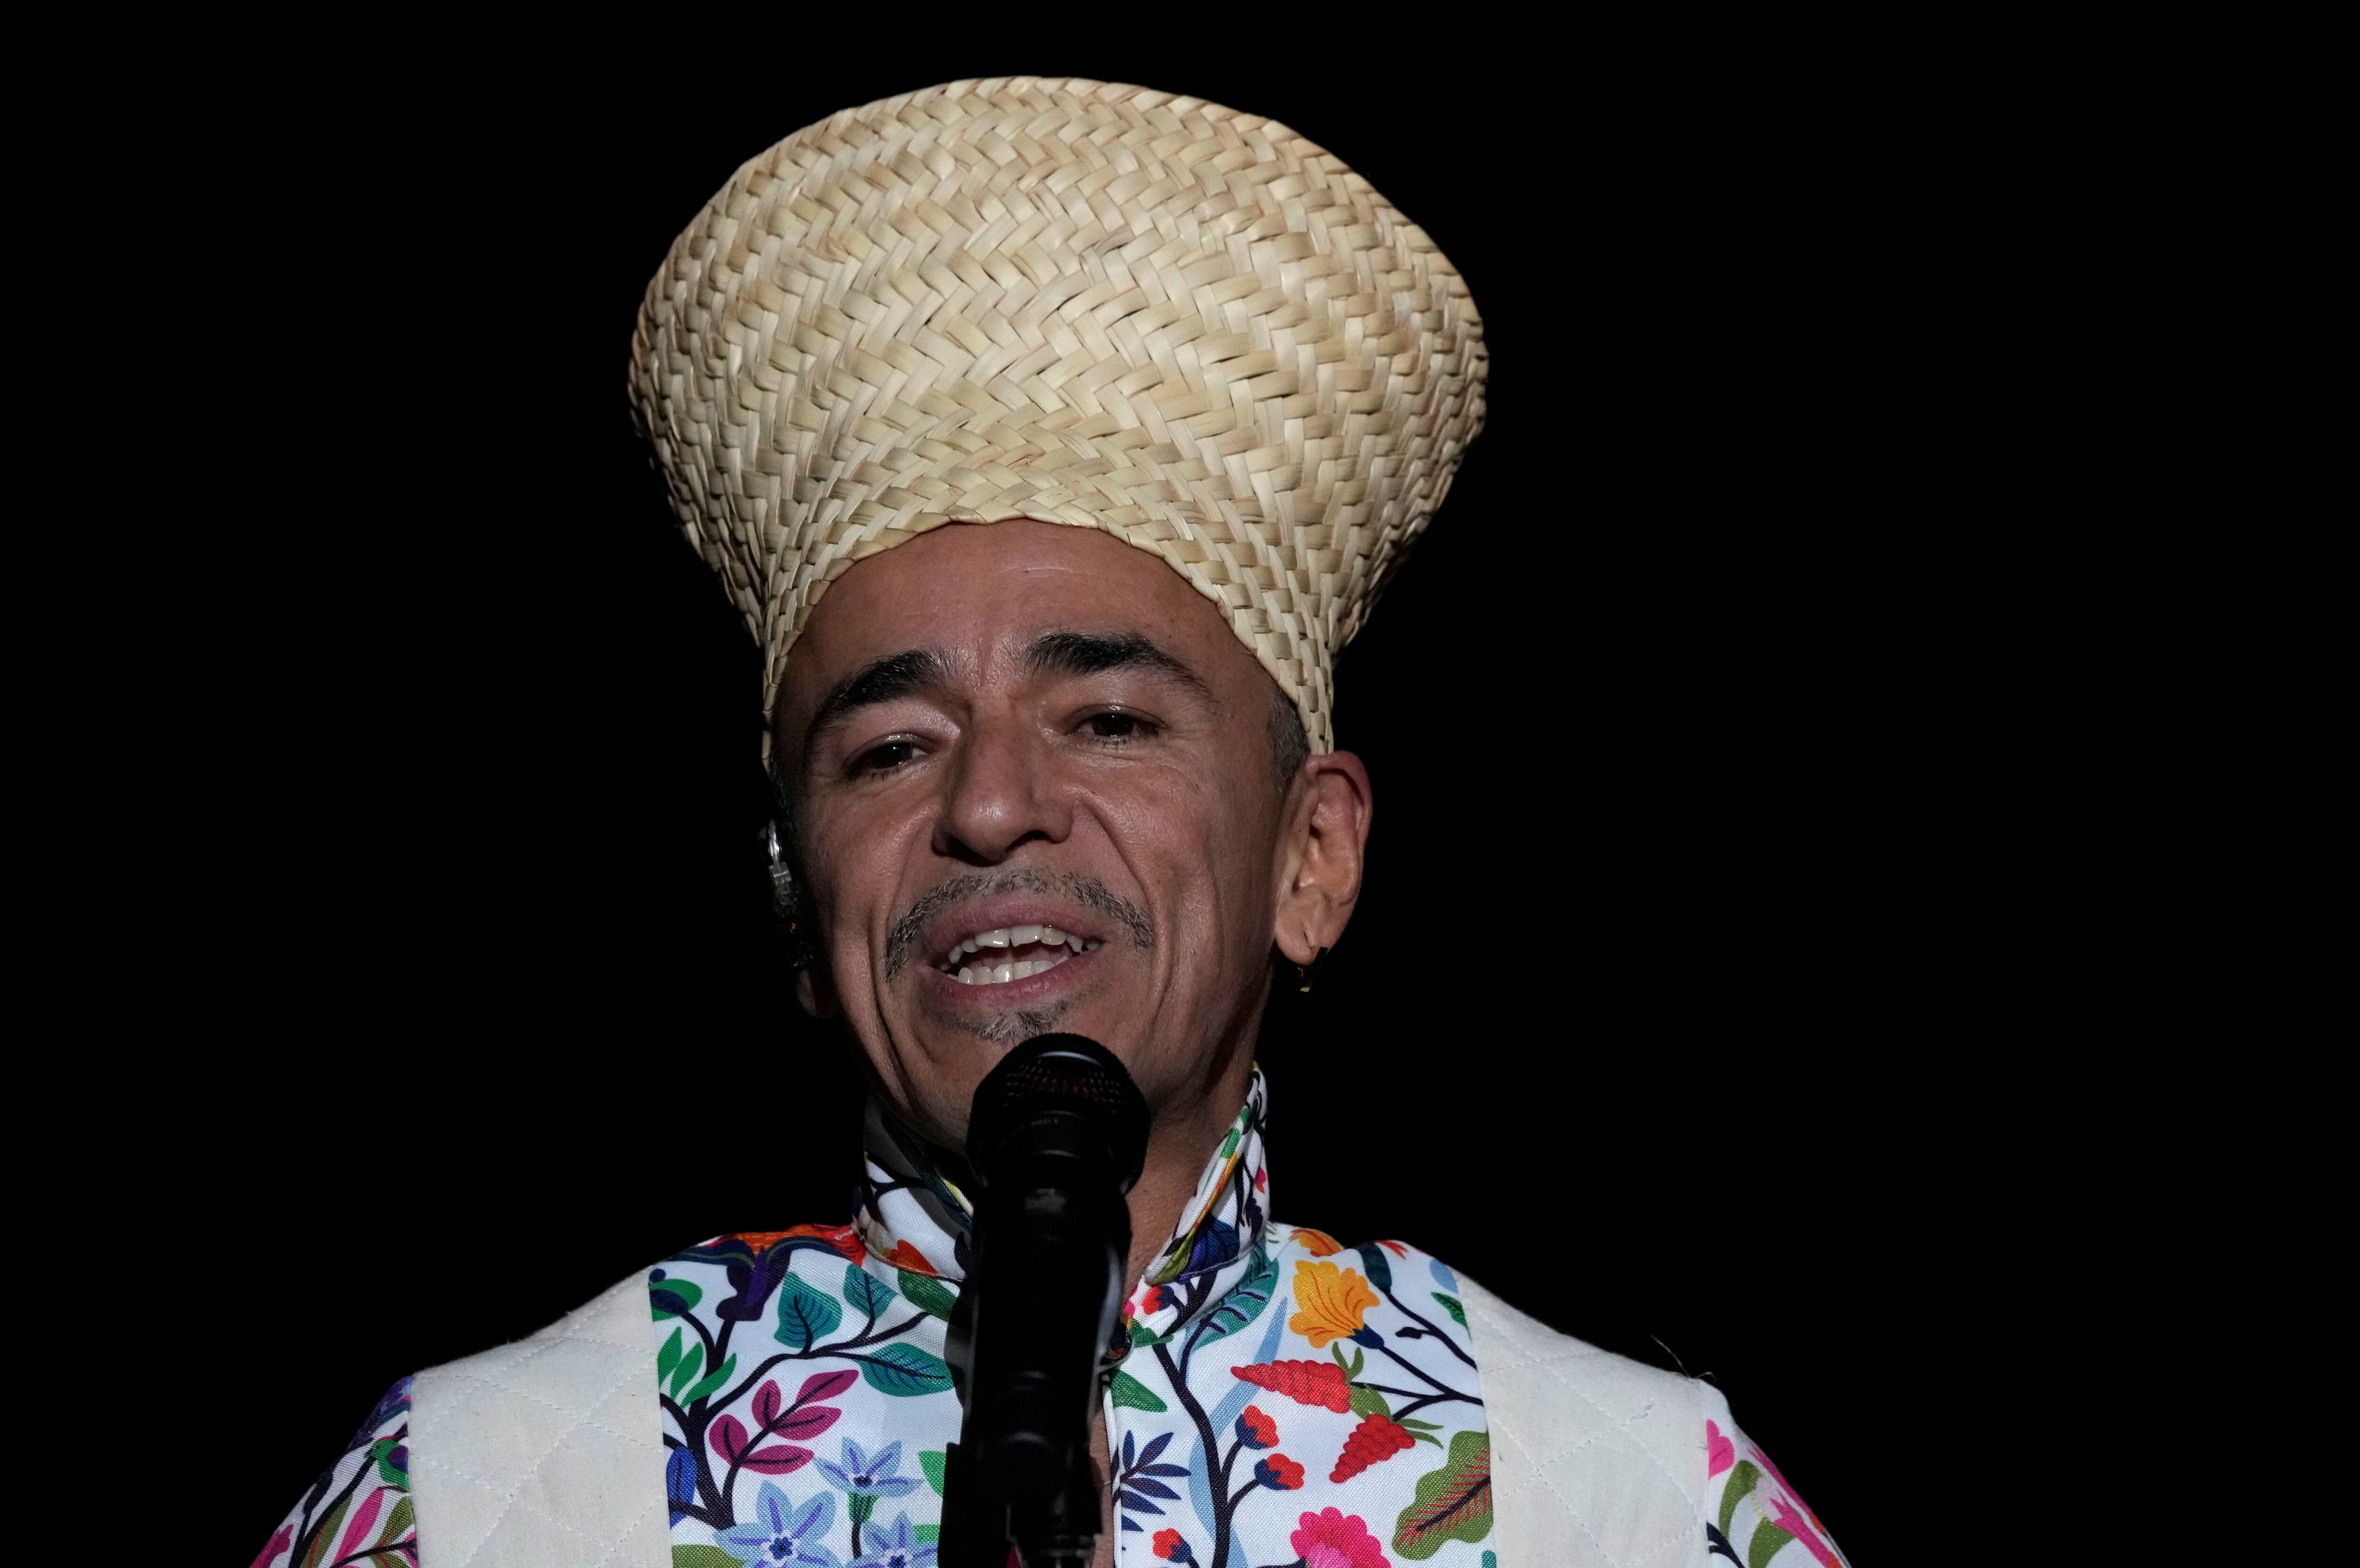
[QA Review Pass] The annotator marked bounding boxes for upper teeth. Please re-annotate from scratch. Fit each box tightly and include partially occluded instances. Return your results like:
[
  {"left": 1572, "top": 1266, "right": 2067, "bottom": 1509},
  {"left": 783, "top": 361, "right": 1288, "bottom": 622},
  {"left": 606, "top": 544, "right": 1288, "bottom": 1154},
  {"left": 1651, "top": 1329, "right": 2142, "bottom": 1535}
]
[{"left": 942, "top": 924, "right": 1100, "bottom": 985}]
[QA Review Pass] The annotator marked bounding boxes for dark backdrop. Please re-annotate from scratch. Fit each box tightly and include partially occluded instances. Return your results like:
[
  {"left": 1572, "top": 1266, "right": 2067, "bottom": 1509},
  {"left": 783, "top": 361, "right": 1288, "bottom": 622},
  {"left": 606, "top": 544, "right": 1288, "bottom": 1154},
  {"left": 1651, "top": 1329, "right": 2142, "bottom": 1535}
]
[{"left": 126, "top": 32, "right": 1996, "bottom": 1563}]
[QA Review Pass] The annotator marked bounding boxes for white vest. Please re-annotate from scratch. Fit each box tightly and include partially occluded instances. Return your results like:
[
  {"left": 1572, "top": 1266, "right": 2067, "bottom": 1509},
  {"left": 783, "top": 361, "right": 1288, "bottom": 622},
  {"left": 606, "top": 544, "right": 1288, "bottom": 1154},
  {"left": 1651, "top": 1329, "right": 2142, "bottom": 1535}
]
[{"left": 407, "top": 1271, "right": 1716, "bottom": 1568}]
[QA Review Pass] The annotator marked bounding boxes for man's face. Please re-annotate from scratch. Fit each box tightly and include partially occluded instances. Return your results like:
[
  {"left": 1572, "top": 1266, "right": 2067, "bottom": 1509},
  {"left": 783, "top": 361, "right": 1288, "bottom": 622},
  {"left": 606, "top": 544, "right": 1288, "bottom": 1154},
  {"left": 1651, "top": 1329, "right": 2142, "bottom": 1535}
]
[{"left": 774, "top": 521, "right": 1345, "bottom": 1154}]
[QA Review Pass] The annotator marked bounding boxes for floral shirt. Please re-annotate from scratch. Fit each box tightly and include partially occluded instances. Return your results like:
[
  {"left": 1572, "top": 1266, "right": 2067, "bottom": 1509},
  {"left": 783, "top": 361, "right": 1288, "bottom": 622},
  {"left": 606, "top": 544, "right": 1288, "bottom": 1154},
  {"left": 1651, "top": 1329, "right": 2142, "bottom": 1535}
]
[
  {"left": 254, "top": 1377, "right": 417, "bottom": 1568},
  {"left": 266, "top": 1071, "right": 1845, "bottom": 1568}
]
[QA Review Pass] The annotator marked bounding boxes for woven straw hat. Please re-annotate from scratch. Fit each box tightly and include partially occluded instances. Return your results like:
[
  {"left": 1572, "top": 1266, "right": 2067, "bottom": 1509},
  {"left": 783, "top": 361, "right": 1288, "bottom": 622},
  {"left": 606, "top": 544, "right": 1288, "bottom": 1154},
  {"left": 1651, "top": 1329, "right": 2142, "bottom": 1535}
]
[{"left": 630, "top": 77, "right": 1485, "bottom": 756}]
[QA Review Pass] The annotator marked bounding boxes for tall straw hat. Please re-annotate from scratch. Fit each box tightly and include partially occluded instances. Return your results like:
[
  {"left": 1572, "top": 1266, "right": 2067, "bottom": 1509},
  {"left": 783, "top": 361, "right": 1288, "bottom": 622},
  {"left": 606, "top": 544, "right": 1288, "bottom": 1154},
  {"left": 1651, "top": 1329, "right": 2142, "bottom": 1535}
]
[{"left": 630, "top": 77, "right": 1486, "bottom": 756}]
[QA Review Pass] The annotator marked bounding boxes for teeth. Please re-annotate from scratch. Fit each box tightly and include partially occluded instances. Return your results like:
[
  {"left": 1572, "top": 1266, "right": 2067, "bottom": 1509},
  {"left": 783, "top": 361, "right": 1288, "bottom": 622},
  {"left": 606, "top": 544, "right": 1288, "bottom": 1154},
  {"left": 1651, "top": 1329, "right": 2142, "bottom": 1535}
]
[
  {"left": 940, "top": 925, "right": 1105, "bottom": 977},
  {"left": 947, "top": 949, "right": 1080, "bottom": 986}
]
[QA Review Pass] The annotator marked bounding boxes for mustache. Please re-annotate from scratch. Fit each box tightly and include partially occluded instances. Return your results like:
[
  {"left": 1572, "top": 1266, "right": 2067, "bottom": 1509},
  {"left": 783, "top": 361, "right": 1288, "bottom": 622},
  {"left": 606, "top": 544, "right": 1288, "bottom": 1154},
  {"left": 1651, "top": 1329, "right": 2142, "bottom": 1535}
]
[{"left": 883, "top": 867, "right": 1155, "bottom": 978}]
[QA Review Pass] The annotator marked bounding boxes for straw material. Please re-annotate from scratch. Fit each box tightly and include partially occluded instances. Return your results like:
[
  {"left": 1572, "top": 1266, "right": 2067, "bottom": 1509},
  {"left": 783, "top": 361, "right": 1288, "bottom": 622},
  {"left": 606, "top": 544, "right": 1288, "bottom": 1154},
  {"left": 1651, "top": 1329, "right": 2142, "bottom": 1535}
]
[{"left": 630, "top": 76, "right": 1486, "bottom": 755}]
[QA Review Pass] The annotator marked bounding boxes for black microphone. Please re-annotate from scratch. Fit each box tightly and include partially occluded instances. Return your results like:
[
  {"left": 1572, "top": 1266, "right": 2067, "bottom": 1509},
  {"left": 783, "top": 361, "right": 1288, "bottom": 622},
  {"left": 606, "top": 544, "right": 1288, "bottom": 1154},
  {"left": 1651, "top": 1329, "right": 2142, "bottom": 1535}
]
[{"left": 940, "top": 1035, "right": 1150, "bottom": 1568}]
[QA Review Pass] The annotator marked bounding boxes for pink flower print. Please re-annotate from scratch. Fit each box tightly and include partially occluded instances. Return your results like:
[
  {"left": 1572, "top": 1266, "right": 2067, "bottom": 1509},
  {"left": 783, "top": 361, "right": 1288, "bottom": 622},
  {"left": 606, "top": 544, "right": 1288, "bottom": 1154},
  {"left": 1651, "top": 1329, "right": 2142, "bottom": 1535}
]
[
  {"left": 1706, "top": 1419, "right": 1735, "bottom": 1479},
  {"left": 1752, "top": 1444, "right": 1840, "bottom": 1566},
  {"left": 249, "top": 1524, "right": 293, "bottom": 1568},
  {"left": 1290, "top": 1507, "right": 1390, "bottom": 1568},
  {"left": 1768, "top": 1496, "right": 1842, "bottom": 1568}
]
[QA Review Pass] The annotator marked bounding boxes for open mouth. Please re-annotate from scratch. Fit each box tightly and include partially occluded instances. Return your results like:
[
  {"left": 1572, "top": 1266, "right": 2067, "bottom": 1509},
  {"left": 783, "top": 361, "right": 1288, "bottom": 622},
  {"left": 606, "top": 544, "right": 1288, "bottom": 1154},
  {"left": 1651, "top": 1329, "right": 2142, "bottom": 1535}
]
[{"left": 936, "top": 923, "right": 1102, "bottom": 986}]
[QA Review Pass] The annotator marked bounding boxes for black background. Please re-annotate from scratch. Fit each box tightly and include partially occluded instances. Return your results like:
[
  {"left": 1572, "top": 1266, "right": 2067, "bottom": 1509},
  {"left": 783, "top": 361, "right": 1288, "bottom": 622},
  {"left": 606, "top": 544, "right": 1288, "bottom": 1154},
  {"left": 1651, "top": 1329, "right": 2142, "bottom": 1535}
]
[{"left": 110, "top": 31, "right": 2011, "bottom": 1564}]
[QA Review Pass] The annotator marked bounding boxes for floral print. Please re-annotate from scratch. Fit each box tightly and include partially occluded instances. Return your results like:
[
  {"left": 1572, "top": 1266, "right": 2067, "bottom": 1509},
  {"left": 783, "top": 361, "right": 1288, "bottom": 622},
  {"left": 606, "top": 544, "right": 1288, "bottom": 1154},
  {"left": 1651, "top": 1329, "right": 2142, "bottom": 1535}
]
[
  {"left": 255, "top": 1378, "right": 416, "bottom": 1568},
  {"left": 1706, "top": 1418, "right": 1851, "bottom": 1568},
  {"left": 653, "top": 1072, "right": 1502, "bottom": 1567},
  {"left": 264, "top": 1067, "right": 1848, "bottom": 1567},
  {"left": 1289, "top": 1260, "right": 1384, "bottom": 1349},
  {"left": 716, "top": 1483, "right": 840, "bottom": 1566}
]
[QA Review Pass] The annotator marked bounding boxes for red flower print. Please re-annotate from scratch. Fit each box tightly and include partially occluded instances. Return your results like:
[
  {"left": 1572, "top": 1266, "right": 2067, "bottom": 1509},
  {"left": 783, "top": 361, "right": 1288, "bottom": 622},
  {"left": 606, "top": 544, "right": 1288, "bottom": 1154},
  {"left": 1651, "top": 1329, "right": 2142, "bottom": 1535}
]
[
  {"left": 883, "top": 1239, "right": 935, "bottom": 1274},
  {"left": 1231, "top": 1359, "right": 1353, "bottom": 1412},
  {"left": 1255, "top": 1453, "right": 1306, "bottom": 1490},
  {"left": 1236, "top": 1406, "right": 1279, "bottom": 1449},
  {"left": 1330, "top": 1414, "right": 1416, "bottom": 1482},
  {"left": 1290, "top": 1507, "right": 1390, "bottom": 1568},
  {"left": 722, "top": 1222, "right": 863, "bottom": 1261},
  {"left": 1151, "top": 1526, "right": 1195, "bottom": 1562}
]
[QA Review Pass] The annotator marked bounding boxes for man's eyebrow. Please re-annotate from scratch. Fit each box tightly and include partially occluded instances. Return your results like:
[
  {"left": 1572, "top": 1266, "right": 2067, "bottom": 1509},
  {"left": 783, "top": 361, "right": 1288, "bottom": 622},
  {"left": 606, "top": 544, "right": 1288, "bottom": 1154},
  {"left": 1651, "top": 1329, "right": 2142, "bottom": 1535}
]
[
  {"left": 1026, "top": 631, "right": 1212, "bottom": 700},
  {"left": 806, "top": 649, "right": 952, "bottom": 745}
]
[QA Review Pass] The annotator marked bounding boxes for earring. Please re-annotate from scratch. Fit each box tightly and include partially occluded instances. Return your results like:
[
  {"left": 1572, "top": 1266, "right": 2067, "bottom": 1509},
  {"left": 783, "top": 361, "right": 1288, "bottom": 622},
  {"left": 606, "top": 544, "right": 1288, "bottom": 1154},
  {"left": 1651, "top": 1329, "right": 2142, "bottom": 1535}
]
[
  {"left": 1295, "top": 946, "right": 1328, "bottom": 994},
  {"left": 763, "top": 819, "right": 811, "bottom": 967}
]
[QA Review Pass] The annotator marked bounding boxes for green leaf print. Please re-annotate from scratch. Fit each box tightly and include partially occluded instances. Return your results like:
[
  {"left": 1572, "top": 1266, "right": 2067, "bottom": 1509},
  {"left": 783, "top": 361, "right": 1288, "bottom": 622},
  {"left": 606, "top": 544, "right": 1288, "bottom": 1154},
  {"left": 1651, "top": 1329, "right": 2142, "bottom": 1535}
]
[
  {"left": 672, "top": 1548, "right": 743, "bottom": 1568},
  {"left": 301, "top": 1495, "right": 350, "bottom": 1568},
  {"left": 860, "top": 1341, "right": 953, "bottom": 1397},
  {"left": 1355, "top": 1242, "right": 1394, "bottom": 1294},
  {"left": 1719, "top": 1459, "right": 1762, "bottom": 1534},
  {"left": 679, "top": 1353, "right": 736, "bottom": 1407},
  {"left": 1349, "top": 1384, "right": 1391, "bottom": 1418},
  {"left": 920, "top": 1449, "right": 947, "bottom": 1496},
  {"left": 666, "top": 1341, "right": 705, "bottom": 1398},
  {"left": 1747, "top": 1521, "right": 1798, "bottom": 1568},
  {"left": 1191, "top": 1248, "right": 1276, "bottom": 1350},
  {"left": 1432, "top": 1292, "right": 1467, "bottom": 1329},
  {"left": 898, "top": 1269, "right": 957, "bottom": 1321},
  {"left": 843, "top": 1263, "right": 897, "bottom": 1319},
  {"left": 1391, "top": 1429, "right": 1492, "bottom": 1560},
  {"left": 373, "top": 1496, "right": 415, "bottom": 1550},
  {"left": 775, "top": 1271, "right": 844, "bottom": 1352},
  {"left": 1110, "top": 1370, "right": 1169, "bottom": 1412},
  {"left": 657, "top": 1327, "right": 685, "bottom": 1389}
]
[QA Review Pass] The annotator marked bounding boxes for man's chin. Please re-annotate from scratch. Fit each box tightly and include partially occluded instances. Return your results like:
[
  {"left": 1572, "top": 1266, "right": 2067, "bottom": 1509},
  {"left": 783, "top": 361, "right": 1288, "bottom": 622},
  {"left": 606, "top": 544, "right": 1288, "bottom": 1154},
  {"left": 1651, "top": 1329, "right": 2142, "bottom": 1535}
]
[{"left": 962, "top": 997, "right": 1075, "bottom": 1046}]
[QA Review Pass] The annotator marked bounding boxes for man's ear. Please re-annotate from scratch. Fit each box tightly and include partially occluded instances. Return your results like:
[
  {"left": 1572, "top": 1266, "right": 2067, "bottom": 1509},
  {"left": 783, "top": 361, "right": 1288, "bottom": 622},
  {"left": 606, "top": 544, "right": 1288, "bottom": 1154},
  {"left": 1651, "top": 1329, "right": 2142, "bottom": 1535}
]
[
  {"left": 1273, "top": 750, "right": 1374, "bottom": 965},
  {"left": 795, "top": 960, "right": 842, "bottom": 1019}
]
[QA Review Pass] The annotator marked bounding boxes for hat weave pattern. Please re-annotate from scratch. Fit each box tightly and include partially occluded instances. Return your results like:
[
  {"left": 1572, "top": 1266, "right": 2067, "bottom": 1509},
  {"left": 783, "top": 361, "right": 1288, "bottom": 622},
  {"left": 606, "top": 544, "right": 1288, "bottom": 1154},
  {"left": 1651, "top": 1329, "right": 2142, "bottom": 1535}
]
[{"left": 630, "top": 76, "right": 1486, "bottom": 754}]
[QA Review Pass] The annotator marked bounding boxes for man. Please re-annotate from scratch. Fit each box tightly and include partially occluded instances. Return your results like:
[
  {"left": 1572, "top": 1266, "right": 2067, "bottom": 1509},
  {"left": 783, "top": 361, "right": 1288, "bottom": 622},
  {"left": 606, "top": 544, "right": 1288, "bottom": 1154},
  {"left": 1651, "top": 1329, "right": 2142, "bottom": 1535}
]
[{"left": 258, "top": 77, "right": 1847, "bottom": 1568}]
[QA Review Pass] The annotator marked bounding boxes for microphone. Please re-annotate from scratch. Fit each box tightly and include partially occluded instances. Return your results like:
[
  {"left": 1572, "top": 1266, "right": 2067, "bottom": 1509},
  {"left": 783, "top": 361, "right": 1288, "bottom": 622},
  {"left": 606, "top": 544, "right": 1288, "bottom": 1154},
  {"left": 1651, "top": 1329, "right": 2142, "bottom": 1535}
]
[{"left": 940, "top": 1035, "right": 1150, "bottom": 1568}]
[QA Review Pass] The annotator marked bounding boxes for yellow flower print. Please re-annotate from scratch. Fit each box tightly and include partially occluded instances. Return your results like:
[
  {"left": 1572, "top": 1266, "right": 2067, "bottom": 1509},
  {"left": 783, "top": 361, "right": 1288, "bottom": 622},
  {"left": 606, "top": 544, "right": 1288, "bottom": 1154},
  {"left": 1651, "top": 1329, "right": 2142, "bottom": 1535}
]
[
  {"left": 1289, "top": 1260, "right": 1381, "bottom": 1349},
  {"left": 1291, "top": 1227, "right": 1345, "bottom": 1258}
]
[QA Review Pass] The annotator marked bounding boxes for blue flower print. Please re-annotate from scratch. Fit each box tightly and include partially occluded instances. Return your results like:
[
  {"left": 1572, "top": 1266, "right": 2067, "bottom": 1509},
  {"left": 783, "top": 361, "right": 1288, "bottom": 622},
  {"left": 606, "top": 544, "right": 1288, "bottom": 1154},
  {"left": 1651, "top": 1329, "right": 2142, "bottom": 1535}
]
[
  {"left": 716, "top": 1482, "right": 840, "bottom": 1566},
  {"left": 818, "top": 1439, "right": 922, "bottom": 1501},
  {"left": 849, "top": 1513, "right": 938, "bottom": 1568}
]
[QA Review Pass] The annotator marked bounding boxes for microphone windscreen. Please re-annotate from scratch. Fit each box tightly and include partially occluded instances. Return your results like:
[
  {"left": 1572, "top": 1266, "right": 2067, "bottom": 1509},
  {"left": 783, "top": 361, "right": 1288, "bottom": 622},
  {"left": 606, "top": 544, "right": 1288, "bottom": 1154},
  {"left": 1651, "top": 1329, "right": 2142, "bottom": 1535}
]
[{"left": 966, "top": 1035, "right": 1150, "bottom": 1193}]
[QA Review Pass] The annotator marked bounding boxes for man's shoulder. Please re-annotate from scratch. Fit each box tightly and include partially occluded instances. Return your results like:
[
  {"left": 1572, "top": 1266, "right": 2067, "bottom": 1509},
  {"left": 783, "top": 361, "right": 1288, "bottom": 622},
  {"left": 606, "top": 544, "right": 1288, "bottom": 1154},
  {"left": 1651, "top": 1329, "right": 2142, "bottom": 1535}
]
[
  {"left": 407, "top": 1271, "right": 668, "bottom": 1568},
  {"left": 1266, "top": 1222, "right": 1696, "bottom": 1391},
  {"left": 1267, "top": 1223, "right": 1714, "bottom": 1565}
]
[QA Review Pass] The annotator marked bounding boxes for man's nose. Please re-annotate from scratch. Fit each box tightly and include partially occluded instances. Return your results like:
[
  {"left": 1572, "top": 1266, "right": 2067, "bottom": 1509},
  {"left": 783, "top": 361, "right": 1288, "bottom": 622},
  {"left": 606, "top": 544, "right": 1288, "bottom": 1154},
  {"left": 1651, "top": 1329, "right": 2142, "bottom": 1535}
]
[{"left": 935, "top": 713, "right": 1070, "bottom": 862}]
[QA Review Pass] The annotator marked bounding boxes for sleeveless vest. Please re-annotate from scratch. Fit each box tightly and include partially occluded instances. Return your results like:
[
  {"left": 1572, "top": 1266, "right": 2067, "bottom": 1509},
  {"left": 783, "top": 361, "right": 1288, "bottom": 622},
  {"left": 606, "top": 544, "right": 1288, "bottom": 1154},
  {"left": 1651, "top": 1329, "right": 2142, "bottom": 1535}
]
[{"left": 407, "top": 1079, "right": 1717, "bottom": 1566}]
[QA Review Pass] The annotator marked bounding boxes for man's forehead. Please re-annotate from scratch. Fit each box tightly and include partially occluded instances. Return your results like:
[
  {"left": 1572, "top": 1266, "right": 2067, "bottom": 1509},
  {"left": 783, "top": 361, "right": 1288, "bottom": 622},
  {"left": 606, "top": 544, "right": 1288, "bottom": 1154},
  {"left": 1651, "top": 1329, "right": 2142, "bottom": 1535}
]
[{"left": 786, "top": 522, "right": 1240, "bottom": 686}]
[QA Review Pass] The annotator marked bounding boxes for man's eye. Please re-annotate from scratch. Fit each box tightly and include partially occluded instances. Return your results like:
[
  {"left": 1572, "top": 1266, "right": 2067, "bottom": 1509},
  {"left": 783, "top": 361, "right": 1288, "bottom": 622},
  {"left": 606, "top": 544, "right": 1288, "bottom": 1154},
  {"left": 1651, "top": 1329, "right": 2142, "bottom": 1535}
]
[
  {"left": 851, "top": 740, "right": 920, "bottom": 774},
  {"left": 1082, "top": 710, "right": 1157, "bottom": 741}
]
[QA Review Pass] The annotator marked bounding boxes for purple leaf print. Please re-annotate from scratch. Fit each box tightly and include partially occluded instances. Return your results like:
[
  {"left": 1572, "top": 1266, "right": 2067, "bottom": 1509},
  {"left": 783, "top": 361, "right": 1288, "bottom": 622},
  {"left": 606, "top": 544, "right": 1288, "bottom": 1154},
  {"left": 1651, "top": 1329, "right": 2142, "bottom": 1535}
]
[{"left": 711, "top": 1415, "right": 817, "bottom": 1476}]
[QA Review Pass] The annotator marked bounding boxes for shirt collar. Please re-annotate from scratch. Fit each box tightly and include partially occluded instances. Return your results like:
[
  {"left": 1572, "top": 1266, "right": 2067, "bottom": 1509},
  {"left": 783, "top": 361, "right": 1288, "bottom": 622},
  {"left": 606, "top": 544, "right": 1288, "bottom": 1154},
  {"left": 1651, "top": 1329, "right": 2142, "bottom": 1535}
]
[{"left": 853, "top": 1069, "right": 1272, "bottom": 1351}]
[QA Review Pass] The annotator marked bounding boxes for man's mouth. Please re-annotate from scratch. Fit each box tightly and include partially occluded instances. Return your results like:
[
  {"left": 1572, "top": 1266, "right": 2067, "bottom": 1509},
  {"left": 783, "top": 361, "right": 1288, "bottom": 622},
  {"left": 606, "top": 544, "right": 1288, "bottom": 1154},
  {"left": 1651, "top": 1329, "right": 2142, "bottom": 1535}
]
[{"left": 936, "top": 924, "right": 1104, "bottom": 986}]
